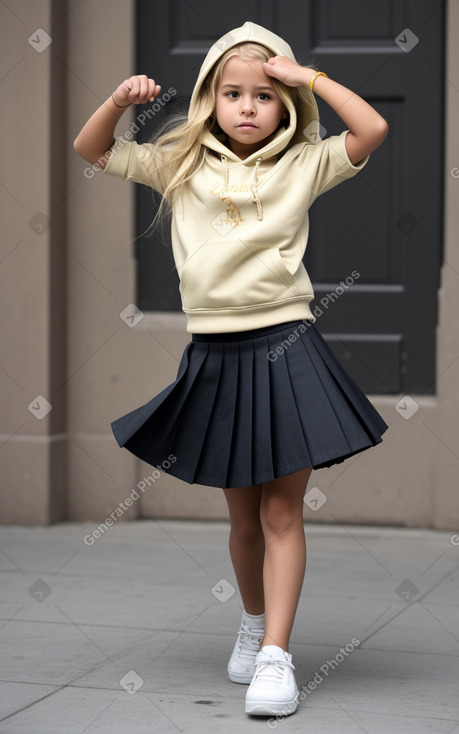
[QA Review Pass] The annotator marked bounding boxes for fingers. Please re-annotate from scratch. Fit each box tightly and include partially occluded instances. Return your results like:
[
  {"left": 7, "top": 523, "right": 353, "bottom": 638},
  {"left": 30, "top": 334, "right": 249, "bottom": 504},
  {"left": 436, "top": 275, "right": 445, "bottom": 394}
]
[
  {"left": 125, "top": 75, "right": 161, "bottom": 104},
  {"left": 263, "top": 57, "right": 281, "bottom": 76},
  {"left": 262, "top": 57, "right": 303, "bottom": 87}
]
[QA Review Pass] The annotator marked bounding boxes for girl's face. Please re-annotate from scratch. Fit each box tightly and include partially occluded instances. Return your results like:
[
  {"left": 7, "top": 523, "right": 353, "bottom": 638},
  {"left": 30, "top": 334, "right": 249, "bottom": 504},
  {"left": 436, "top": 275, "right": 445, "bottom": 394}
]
[{"left": 215, "top": 55, "right": 288, "bottom": 160}]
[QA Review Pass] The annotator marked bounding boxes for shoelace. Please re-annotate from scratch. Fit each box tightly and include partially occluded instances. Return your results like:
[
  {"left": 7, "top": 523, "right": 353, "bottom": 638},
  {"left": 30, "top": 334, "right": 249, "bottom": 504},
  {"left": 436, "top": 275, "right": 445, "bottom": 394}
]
[
  {"left": 253, "top": 652, "right": 295, "bottom": 683},
  {"left": 236, "top": 626, "right": 264, "bottom": 661}
]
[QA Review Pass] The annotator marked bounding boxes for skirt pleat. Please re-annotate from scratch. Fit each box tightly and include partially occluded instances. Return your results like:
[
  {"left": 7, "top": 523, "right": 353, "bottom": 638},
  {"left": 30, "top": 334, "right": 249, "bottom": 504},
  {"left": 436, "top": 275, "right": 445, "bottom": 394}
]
[
  {"left": 266, "top": 332, "right": 311, "bottom": 474},
  {"left": 225, "top": 340, "right": 254, "bottom": 487},
  {"left": 111, "top": 319, "right": 388, "bottom": 488},
  {"left": 117, "top": 341, "right": 204, "bottom": 462},
  {"left": 184, "top": 342, "right": 237, "bottom": 485},
  {"left": 251, "top": 337, "right": 274, "bottom": 483}
]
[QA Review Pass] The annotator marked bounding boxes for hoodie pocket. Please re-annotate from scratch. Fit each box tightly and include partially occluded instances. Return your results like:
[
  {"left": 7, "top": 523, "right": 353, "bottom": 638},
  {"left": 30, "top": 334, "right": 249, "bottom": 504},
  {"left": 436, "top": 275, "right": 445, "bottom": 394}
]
[
  {"left": 269, "top": 247, "right": 297, "bottom": 288},
  {"left": 179, "top": 241, "right": 299, "bottom": 311}
]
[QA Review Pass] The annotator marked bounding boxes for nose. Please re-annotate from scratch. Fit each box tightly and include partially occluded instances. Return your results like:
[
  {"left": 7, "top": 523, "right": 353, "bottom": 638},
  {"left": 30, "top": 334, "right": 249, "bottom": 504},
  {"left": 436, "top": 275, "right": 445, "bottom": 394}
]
[{"left": 240, "top": 95, "right": 255, "bottom": 115}]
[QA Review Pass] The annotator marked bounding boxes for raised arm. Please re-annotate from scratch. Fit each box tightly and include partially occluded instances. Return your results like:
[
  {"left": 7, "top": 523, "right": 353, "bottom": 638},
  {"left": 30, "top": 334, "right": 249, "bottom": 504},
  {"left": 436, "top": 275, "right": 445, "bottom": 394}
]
[
  {"left": 263, "top": 57, "right": 388, "bottom": 165},
  {"left": 73, "top": 75, "right": 161, "bottom": 166}
]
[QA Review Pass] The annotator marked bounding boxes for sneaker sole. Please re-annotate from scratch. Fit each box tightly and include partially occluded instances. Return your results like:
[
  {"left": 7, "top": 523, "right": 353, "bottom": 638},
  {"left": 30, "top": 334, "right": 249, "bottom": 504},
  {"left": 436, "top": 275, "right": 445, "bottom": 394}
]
[{"left": 245, "top": 697, "right": 298, "bottom": 716}]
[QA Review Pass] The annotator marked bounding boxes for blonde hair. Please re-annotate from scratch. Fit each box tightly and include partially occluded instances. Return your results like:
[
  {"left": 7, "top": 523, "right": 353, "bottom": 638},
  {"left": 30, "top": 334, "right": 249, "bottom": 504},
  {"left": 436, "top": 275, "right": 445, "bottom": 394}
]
[{"left": 145, "top": 42, "right": 304, "bottom": 238}]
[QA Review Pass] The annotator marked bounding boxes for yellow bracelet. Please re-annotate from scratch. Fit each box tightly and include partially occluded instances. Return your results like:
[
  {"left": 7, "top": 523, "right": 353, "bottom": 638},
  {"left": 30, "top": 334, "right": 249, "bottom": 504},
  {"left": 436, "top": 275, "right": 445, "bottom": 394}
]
[{"left": 309, "top": 71, "right": 328, "bottom": 91}]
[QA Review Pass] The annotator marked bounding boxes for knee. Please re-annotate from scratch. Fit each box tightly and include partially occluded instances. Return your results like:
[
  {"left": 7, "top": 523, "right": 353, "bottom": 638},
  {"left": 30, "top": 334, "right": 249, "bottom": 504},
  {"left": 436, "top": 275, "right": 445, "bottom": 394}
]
[
  {"left": 260, "top": 498, "right": 301, "bottom": 537},
  {"left": 230, "top": 517, "right": 263, "bottom": 544}
]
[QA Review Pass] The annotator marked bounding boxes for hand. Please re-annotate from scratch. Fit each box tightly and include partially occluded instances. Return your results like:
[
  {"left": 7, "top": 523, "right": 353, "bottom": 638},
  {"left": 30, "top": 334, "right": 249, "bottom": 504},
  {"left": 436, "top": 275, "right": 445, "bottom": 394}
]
[
  {"left": 112, "top": 74, "right": 161, "bottom": 106},
  {"left": 262, "top": 56, "right": 315, "bottom": 88}
]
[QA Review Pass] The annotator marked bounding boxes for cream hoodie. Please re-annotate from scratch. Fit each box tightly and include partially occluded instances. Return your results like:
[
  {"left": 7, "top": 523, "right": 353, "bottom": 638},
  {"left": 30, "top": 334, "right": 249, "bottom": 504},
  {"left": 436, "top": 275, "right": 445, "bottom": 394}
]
[{"left": 103, "top": 21, "right": 369, "bottom": 333}]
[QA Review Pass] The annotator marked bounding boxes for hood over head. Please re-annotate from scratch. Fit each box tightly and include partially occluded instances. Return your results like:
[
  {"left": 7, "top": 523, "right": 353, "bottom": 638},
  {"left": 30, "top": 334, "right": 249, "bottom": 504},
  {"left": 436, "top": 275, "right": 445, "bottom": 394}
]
[{"left": 188, "top": 21, "right": 321, "bottom": 165}]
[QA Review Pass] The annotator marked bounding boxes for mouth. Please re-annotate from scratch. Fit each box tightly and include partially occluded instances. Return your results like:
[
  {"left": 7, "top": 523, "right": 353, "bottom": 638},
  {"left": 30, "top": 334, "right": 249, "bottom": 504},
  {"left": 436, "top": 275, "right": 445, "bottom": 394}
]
[{"left": 237, "top": 122, "right": 257, "bottom": 129}]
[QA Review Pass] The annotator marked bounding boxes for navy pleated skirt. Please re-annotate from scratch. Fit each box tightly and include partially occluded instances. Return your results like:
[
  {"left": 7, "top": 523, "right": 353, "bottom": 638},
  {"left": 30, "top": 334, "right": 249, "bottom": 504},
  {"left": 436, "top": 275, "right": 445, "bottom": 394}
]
[{"left": 111, "top": 319, "right": 388, "bottom": 488}]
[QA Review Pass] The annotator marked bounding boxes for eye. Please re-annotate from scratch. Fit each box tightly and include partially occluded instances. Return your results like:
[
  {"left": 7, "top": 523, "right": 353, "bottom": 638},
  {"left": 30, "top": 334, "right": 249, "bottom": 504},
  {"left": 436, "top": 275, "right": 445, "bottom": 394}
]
[
  {"left": 226, "top": 91, "right": 239, "bottom": 99},
  {"left": 258, "top": 93, "right": 271, "bottom": 101}
]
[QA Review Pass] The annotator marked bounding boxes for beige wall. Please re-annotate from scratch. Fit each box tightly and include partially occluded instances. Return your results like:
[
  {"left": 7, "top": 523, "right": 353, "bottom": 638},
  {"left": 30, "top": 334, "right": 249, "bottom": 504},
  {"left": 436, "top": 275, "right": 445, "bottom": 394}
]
[{"left": 1, "top": 0, "right": 458, "bottom": 528}]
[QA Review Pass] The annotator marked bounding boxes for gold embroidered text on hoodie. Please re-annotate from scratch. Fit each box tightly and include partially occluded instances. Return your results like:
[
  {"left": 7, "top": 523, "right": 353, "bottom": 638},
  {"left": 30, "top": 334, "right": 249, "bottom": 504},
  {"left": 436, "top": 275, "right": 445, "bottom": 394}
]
[{"left": 103, "top": 22, "right": 369, "bottom": 333}]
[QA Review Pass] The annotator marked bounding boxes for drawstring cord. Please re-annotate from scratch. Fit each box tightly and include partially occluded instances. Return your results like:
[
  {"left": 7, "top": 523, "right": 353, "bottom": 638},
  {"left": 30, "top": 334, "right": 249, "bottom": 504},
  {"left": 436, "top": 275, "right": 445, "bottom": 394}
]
[
  {"left": 250, "top": 156, "right": 263, "bottom": 221},
  {"left": 221, "top": 154, "right": 229, "bottom": 186},
  {"left": 219, "top": 154, "right": 264, "bottom": 224}
]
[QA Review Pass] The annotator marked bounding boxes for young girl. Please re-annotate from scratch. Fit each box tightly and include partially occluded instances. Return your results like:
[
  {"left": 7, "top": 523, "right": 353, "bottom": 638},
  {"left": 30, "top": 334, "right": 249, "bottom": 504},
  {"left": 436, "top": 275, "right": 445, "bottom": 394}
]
[{"left": 74, "top": 21, "right": 388, "bottom": 718}]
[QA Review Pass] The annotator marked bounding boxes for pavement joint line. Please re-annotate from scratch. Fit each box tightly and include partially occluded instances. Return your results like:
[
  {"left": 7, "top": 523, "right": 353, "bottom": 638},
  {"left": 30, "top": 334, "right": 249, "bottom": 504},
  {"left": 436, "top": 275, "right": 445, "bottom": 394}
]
[{"left": 357, "top": 560, "right": 459, "bottom": 647}]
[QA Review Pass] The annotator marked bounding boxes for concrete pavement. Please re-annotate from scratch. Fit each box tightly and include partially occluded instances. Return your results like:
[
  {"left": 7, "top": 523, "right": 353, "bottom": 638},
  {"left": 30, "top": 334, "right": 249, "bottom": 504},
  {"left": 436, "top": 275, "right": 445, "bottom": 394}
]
[{"left": 0, "top": 519, "right": 458, "bottom": 733}]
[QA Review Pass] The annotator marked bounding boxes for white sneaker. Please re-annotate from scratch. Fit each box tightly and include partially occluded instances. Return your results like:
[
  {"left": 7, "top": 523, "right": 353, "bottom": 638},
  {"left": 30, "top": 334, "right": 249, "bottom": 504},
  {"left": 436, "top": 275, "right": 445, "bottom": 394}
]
[
  {"left": 227, "top": 622, "right": 264, "bottom": 684},
  {"left": 245, "top": 645, "right": 299, "bottom": 716}
]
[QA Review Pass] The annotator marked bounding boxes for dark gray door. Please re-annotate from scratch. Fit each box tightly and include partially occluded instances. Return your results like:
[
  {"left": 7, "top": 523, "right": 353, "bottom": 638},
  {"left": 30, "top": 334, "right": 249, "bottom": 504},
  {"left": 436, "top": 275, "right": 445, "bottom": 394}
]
[{"left": 135, "top": 0, "right": 444, "bottom": 395}]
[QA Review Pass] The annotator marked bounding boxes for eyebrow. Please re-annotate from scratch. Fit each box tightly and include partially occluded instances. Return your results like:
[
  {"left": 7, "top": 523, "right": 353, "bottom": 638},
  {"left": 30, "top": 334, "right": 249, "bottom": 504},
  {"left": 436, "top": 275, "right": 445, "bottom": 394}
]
[{"left": 221, "top": 83, "right": 275, "bottom": 91}]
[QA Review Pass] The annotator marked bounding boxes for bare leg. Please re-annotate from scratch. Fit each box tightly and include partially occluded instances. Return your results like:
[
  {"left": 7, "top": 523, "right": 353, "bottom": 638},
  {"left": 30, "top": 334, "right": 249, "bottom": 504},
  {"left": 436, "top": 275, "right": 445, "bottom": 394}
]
[
  {"left": 259, "top": 466, "right": 312, "bottom": 652},
  {"left": 223, "top": 484, "right": 264, "bottom": 615}
]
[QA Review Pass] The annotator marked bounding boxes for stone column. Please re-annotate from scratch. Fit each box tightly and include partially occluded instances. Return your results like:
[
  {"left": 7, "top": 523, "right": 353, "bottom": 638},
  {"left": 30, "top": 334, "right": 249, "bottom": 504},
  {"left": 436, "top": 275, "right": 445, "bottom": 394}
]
[{"left": 0, "top": 0, "right": 67, "bottom": 523}]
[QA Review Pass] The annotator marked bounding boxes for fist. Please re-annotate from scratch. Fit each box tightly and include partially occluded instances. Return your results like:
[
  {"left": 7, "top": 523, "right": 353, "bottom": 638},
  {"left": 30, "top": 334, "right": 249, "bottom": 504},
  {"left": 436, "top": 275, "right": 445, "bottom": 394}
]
[{"left": 113, "top": 74, "right": 161, "bottom": 106}]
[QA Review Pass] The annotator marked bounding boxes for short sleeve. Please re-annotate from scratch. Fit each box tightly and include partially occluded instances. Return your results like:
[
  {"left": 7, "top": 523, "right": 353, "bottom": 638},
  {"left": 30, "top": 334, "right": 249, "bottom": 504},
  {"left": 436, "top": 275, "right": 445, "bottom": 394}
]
[
  {"left": 299, "top": 129, "right": 370, "bottom": 199},
  {"left": 103, "top": 137, "right": 171, "bottom": 196}
]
